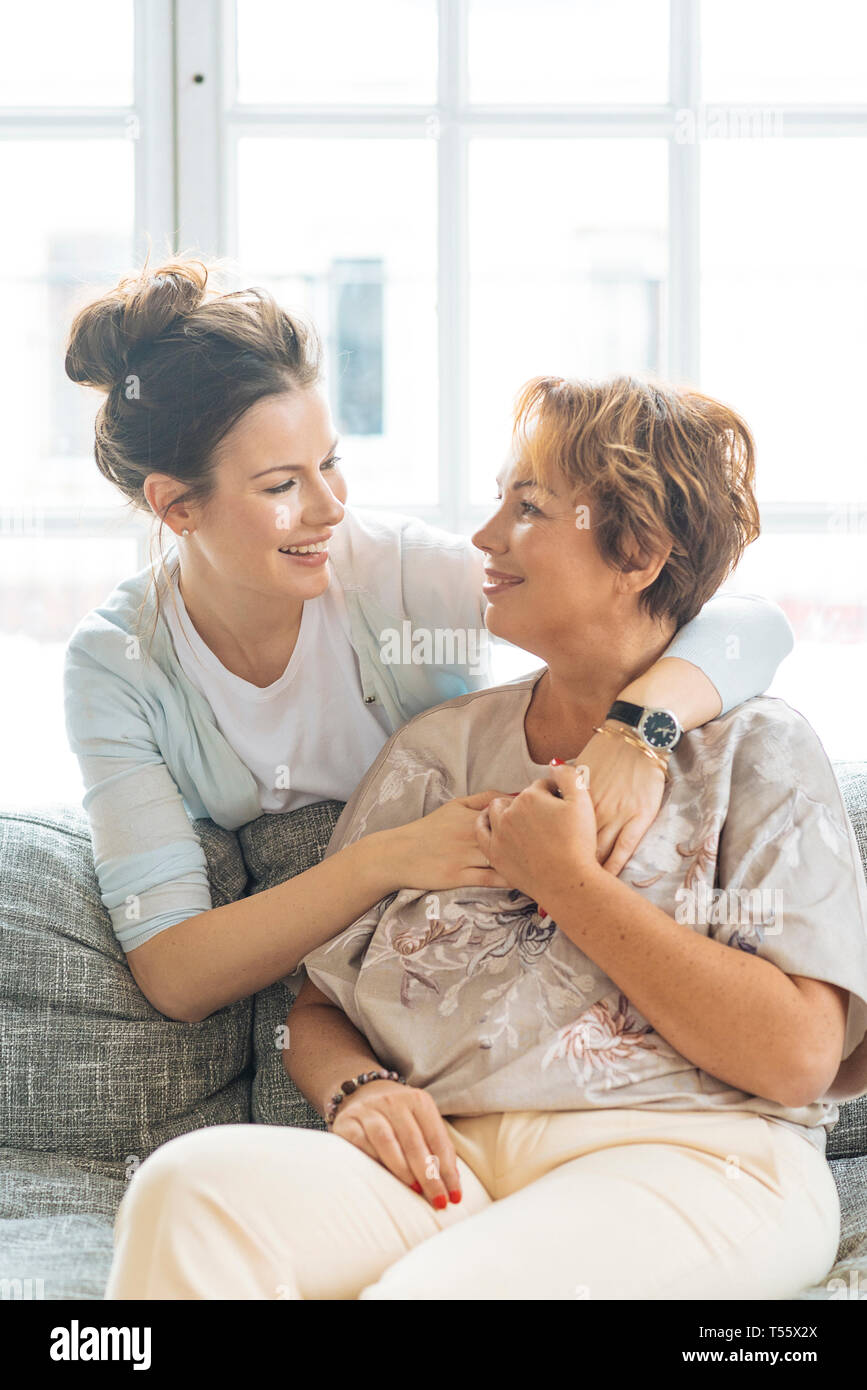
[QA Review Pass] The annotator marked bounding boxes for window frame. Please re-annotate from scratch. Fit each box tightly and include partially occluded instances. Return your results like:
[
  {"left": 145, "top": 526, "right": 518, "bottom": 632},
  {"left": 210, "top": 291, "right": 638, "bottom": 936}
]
[
  {"left": 3, "top": 0, "right": 866, "bottom": 564},
  {"left": 0, "top": 0, "right": 173, "bottom": 565},
  {"left": 176, "top": 0, "right": 867, "bottom": 537}
]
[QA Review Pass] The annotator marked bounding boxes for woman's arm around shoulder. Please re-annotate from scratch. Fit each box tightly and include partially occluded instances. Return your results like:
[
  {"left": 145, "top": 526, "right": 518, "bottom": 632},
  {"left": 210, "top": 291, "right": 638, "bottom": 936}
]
[{"left": 657, "top": 591, "right": 794, "bottom": 719}]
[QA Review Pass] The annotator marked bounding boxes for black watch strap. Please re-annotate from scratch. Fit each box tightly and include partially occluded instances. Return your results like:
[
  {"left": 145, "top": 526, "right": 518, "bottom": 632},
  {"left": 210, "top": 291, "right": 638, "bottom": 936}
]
[{"left": 606, "top": 699, "right": 644, "bottom": 729}]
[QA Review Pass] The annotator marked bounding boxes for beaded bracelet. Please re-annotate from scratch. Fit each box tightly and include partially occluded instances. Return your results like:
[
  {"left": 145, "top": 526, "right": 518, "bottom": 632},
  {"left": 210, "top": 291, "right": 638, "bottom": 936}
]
[{"left": 325, "top": 1069, "right": 406, "bottom": 1127}]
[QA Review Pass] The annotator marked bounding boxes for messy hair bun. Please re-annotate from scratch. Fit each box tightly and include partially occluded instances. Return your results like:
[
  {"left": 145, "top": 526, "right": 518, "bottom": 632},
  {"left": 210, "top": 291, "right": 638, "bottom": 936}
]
[
  {"left": 64, "top": 250, "right": 322, "bottom": 641},
  {"left": 65, "top": 254, "right": 212, "bottom": 390}
]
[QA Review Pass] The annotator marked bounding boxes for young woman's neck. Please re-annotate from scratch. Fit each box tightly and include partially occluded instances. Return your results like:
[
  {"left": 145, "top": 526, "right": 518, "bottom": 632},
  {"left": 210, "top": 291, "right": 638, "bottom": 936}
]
[{"left": 172, "top": 553, "right": 306, "bottom": 687}]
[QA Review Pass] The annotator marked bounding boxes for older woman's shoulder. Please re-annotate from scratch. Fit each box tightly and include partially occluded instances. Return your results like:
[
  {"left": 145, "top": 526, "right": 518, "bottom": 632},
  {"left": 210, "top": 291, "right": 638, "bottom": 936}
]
[
  {"left": 387, "top": 669, "right": 546, "bottom": 747},
  {"left": 705, "top": 695, "right": 840, "bottom": 798},
  {"left": 716, "top": 694, "right": 823, "bottom": 743}
]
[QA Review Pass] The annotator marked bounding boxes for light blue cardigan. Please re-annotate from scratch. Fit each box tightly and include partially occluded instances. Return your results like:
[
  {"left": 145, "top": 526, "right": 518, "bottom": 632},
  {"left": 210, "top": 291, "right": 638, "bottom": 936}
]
[{"left": 64, "top": 505, "right": 794, "bottom": 951}]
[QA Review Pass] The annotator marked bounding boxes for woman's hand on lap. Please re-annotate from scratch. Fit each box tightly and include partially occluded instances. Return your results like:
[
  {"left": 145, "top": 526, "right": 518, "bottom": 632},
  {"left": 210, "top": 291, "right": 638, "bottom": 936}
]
[{"left": 331, "top": 1080, "right": 463, "bottom": 1209}]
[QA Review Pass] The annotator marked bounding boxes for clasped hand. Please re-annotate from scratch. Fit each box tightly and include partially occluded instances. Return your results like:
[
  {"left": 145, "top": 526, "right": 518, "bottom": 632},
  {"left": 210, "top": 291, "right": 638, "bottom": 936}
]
[{"left": 475, "top": 729, "right": 667, "bottom": 901}]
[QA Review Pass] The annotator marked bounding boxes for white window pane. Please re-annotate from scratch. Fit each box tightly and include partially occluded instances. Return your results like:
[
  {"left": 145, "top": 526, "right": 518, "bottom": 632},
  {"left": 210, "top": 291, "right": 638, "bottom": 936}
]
[
  {"left": 702, "top": 0, "right": 867, "bottom": 105},
  {"left": 0, "top": 536, "right": 143, "bottom": 808},
  {"left": 235, "top": 0, "right": 437, "bottom": 104},
  {"left": 237, "top": 137, "right": 438, "bottom": 508},
  {"left": 0, "top": 140, "right": 136, "bottom": 514},
  {"left": 0, "top": 1, "right": 133, "bottom": 106},
  {"left": 701, "top": 139, "right": 867, "bottom": 506},
  {"left": 468, "top": 0, "right": 669, "bottom": 105},
  {"left": 725, "top": 530, "right": 867, "bottom": 761},
  {"left": 468, "top": 139, "right": 668, "bottom": 506}
]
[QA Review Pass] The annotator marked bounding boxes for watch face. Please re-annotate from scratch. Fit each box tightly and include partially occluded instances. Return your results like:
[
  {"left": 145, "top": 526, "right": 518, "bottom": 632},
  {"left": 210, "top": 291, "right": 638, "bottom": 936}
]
[{"left": 640, "top": 710, "right": 679, "bottom": 749}]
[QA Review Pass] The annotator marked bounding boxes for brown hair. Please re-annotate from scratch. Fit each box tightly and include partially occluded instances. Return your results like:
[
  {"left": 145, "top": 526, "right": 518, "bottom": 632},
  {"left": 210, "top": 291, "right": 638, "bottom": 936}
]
[
  {"left": 64, "top": 249, "right": 322, "bottom": 640},
  {"left": 512, "top": 375, "right": 760, "bottom": 629}
]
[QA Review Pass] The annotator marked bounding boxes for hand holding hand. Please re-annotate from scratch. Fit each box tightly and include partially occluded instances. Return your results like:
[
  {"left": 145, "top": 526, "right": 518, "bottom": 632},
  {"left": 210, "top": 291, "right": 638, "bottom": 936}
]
[
  {"left": 576, "top": 726, "right": 667, "bottom": 876},
  {"left": 474, "top": 761, "right": 600, "bottom": 911},
  {"left": 388, "top": 788, "right": 518, "bottom": 890}
]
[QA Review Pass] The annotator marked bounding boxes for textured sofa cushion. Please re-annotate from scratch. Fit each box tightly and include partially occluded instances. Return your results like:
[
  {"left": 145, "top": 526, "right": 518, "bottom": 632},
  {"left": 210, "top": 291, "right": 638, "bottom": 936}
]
[
  {"left": 0, "top": 805, "right": 253, "bottom": 1164},
  {"left": 0, "top": 1149, "right": 123, "bottom": 1300},
  {"left": 828, "top": 1096, "right": 867, "bottom": 1161},
  {"left": 835, "top": 762, "right": 867, "bottom": 862},
  {"left": 240, "top": 799, "right": 346, "bottom": 1131}
]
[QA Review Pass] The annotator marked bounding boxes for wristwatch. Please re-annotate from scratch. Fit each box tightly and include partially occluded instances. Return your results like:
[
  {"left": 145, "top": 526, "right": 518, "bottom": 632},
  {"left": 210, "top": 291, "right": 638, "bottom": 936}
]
[{"left": 605, "top": 699, "right": 683, "bottom": 753}]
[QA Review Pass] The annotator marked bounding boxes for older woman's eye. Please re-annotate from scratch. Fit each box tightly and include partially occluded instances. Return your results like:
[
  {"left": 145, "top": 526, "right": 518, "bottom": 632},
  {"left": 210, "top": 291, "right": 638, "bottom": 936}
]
[{"left": 492, "top": 492, "right": 541, "bottom": 515}]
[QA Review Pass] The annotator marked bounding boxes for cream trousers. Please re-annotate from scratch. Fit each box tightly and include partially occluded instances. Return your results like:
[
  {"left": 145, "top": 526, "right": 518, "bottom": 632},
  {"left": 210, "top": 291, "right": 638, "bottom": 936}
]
[{"left": 104, "top": 1107, "right": 841, "bottom": 1301}]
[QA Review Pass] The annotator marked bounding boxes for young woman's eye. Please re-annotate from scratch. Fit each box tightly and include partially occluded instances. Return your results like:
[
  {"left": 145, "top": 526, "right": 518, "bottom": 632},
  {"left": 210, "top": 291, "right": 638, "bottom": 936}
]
[{"left": 266, "top": 457, "right": 341, "bottom": 494}]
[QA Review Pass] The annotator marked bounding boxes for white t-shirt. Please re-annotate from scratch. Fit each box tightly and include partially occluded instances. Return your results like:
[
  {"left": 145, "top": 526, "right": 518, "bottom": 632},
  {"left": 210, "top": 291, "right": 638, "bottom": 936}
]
[{"left": 161, "top": 560, "right": 391, "bottom": 814}]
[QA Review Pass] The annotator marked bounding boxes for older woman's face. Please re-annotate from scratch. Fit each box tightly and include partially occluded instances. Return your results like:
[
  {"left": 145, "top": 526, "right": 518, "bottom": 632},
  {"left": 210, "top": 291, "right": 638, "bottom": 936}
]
[{"left": 471, "top": 454, "right": 623, "bottom": 659}]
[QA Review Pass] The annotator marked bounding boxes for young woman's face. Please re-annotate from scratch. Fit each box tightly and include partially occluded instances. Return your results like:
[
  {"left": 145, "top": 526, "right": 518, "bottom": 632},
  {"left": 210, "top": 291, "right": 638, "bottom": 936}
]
[
  {"left": 471, "top": 452, "right": 623, "bottom": 659},
  {"left": 193, "top": 386, "right": 347, "bottom": 600}
]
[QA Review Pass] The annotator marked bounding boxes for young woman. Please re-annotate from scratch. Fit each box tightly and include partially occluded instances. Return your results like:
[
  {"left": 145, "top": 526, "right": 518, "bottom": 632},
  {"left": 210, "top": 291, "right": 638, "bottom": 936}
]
[
  {"left": 103, "top": 375, "right": 867, "bottom": 1301},
  {"left": 64, "top": 256, "right": 793, "bottom": 1026}
]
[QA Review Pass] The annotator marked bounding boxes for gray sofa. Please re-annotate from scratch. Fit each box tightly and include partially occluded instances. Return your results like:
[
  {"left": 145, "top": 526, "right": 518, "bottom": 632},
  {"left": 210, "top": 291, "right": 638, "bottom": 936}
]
[{"left": 1, "top": 770, "right": 866, "bottom": 1301}]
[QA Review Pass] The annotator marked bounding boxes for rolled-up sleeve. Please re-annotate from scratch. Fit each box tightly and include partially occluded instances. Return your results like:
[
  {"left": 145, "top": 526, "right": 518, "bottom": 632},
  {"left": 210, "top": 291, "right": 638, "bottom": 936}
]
[
  {"left": 64, "top": 643, "right": 212, "bottom": 952},
  {"left": 664, "top": 592, "right": 794, "bottom": 715}
]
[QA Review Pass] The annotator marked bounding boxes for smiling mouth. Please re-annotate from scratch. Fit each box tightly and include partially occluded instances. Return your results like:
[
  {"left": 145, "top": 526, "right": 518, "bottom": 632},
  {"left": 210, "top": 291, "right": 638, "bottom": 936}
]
[
  {"left": 278, "top": 539, "right": 329, "bottom": 555},
  {"left": 483, "top": 569, "right": 524, "bottom": 585}
]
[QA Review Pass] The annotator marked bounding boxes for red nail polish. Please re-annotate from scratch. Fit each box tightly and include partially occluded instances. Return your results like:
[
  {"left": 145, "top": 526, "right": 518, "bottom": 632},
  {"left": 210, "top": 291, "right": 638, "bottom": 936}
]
[
  {"left": 410, "top": 1180, "right": 423, "bottom": 1193},
  {"left": 433, "top": 1194, "right": 447, "bottom": 1210},
  {"left": 550, "top": 757, "right": 565, "bottom": 766},
  {"left": 538, "top": 907, "right": 547, "bottom": 919},
  {"left": 449, "top": 1189, "right": 462, "bottom": 1204}
]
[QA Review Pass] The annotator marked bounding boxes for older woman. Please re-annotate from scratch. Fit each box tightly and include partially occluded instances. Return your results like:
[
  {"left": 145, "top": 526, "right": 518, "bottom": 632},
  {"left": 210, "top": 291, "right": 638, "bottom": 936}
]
[{"left": 104, "top": 376, "right": 867, "bottom": 1301}]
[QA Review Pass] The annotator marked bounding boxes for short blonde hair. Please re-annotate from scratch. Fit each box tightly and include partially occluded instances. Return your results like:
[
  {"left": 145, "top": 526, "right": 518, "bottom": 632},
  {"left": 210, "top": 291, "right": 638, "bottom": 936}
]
[{"left": 512, "top": 374, "right": 761, "bottom": 628}]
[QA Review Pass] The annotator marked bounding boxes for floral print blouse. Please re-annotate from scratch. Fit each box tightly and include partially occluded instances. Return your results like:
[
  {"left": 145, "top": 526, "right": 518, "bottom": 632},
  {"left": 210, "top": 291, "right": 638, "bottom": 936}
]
[{"left": 300, "top": 670, "right": 867, "bottom": 1153}]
